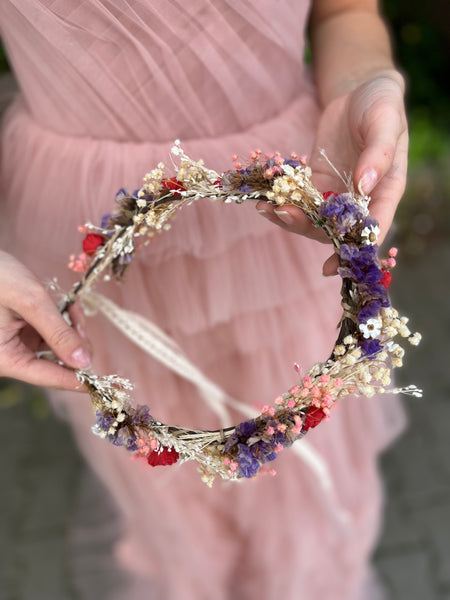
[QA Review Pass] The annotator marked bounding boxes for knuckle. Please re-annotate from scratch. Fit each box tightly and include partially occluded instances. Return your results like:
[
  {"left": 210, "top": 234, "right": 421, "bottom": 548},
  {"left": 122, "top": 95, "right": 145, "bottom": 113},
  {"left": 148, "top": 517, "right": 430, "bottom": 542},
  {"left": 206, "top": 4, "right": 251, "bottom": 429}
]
[{"left": 47, "top": 325, "right": 76, "bottom": 352}]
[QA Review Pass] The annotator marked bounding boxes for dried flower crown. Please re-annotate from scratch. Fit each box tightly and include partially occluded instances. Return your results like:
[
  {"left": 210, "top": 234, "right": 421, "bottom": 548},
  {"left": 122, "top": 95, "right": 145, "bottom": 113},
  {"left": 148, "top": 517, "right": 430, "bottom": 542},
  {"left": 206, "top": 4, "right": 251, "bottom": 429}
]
[{"left": 60, "top": 141, "right": 421, "bottom": 486}]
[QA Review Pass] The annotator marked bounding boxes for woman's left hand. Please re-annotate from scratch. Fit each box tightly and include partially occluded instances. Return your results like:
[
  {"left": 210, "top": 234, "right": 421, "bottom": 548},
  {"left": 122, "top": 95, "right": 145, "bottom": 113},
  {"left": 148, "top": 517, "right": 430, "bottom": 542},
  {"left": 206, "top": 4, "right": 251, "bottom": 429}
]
[{"left": 256, "top": 72, "right": 408, "bottom": 274}]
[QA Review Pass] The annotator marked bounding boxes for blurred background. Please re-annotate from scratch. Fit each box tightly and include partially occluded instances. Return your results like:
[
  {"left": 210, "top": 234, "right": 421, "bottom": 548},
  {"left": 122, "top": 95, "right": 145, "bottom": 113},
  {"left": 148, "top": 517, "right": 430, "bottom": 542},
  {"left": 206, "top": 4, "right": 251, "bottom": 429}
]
[{"left": 0, "top": 1, "right": 449, "bottom": 598}]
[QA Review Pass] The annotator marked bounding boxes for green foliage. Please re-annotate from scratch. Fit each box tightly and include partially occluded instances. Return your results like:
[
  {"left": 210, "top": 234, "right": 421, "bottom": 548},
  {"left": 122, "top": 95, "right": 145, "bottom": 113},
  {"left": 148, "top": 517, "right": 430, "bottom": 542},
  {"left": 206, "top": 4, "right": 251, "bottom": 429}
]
[
  {"left": 382, "top": 0, "right": 450, "bottom": 167},
  {"left": 409, "top": 109, "right": 450, "bottom": 167},
  {"left": 382, "top": 0, "right": 449, "bottom": 124}
]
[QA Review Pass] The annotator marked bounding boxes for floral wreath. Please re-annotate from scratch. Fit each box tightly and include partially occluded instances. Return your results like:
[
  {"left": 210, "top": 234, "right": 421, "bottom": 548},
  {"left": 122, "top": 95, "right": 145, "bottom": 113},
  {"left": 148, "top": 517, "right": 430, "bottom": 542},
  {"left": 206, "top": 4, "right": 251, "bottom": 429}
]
[{"left": 60, "top": 141, "right": 421, "bottom": 486}]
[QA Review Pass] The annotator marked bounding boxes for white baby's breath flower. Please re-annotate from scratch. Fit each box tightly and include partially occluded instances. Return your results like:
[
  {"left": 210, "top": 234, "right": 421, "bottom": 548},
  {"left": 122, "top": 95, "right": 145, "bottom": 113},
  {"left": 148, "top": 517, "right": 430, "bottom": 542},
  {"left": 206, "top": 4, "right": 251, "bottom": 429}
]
[
  {"left": 170, "top": 139, "right": 182, "bottom": 155},
  {"left": 358, "top": 384, "right": 376, "bottom": 397},
  {"left": 344, "top": 354, "right": 357, "bottom": 366},
  {"left": 408, "top": 332, "right": 422, "bottom": 346},
  {"left": 398, "top": 325, "right": 411, "bottom": 338},
  {"left": 360, "top": 371, "right": 372, "bottom": 383},
  {"left": 359, "top": 318, "right": 382, "bottom": 339},
  {"left": 385, "top": 340, "right": 399, "bottom": 353},
  {"left": 383, "top": 326, "right": 398, "bottom": 338}
]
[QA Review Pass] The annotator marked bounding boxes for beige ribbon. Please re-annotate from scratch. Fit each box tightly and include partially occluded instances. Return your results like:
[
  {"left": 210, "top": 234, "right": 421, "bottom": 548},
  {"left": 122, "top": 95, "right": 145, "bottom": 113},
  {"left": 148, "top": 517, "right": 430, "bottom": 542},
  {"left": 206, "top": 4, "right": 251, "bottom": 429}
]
[{"left": 81, "top": 289, "right": 351, "bottom": 528}]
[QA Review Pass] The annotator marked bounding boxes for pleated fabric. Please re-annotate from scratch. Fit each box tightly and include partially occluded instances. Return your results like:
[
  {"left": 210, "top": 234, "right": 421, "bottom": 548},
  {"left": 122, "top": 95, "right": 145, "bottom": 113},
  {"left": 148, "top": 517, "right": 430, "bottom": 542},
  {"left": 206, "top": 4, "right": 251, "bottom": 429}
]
[{"left": 0, "top": 2, "right": 405, "bottom": 599}]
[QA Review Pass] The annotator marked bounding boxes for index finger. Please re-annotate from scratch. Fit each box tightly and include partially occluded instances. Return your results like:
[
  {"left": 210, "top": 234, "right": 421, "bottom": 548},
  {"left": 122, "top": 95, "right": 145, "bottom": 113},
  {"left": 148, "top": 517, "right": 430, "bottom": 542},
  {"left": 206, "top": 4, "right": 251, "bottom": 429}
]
[{"left": 4, "top": 281, "right": 91, "bottom": 370}]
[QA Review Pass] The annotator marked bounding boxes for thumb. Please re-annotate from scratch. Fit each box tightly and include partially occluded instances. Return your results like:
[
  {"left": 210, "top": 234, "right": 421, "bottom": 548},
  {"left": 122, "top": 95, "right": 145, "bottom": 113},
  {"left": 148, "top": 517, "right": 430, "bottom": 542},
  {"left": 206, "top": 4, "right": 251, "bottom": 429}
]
[
  {"left": 354, "top": 103, "right": 406, "bottom": 196},
  {"left": 351, "top": 75, "right": 407, "bottom": 195}
]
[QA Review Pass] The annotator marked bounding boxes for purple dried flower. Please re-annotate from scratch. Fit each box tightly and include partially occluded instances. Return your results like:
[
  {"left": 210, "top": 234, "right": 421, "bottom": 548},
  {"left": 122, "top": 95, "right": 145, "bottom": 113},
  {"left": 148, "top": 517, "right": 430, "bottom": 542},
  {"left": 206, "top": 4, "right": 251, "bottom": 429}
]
[
  {"left": 111, "top": 427, "right": 137, "bottom": 451},
  {"left": 126, "top": 435, "right": 138, "bottom": 452},
  {"left": 237, "top": 444, "right": 260, "bottom": 478},
  {"left": 118, "top": 253, "right": 133, "bottom": 265},
  {"left": 361, "top": 216, "right": 378, "bottom": 230},
  {"left": 252, "top": 440, "right": 277, "bottom": 462},
  {"left": 320, "top": 194, "right": 364, "bottom": 236},
  {"left": 339, "top": 244, "right": 383, "bottom": 283},
  {"left": 236, "top": 419, "right": 258, "bottom": 438},
  {"left": 358, "top": 281, "right": 390, "bottom": 306},
  {"left": 96, "top": 410, "right": 115, "bottom": 432},
  {"left": 131, "top": 405, "right": 152, "bottom": 426},
  {"left": 101, "top": 213, "right": 111, "bottom": 229},
  {"left": 359, "top": 338, "right": 382, "bottom": 357},
  {"left": 240, "top": 166, "right": 254, "bottom": 176},
  {"left": 358, "top": 300, "right": 383, "bottom": 322},
  {"left": 220, "top": 171, "right": 236, "bottom": 192},
  {"left": 223, "top": 432, "right": 239, "bottom": 453},
  {"left": 115, "top": 188, "right": 128, "bottom": 202},
  {"left": 283, "top": 158, "right": 300, "bottom": 168},
  {"left": 272, "top": 429, "right": 290, "bottom": 448}
]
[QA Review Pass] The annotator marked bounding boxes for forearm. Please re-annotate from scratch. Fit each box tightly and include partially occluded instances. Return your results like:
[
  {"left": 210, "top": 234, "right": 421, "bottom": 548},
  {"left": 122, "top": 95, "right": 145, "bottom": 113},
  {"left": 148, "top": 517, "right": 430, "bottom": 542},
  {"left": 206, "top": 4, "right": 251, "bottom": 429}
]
[{"left": 309, "top": 5, "right": 404, "bottom": 106}]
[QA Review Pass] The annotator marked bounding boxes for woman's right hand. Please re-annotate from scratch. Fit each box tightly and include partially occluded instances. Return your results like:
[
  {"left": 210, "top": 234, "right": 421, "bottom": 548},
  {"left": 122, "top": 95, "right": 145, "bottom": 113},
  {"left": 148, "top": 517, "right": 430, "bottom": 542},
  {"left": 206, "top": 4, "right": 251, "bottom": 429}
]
[{"left": 0, "top": 251, "right": 91, "bottom": 391}]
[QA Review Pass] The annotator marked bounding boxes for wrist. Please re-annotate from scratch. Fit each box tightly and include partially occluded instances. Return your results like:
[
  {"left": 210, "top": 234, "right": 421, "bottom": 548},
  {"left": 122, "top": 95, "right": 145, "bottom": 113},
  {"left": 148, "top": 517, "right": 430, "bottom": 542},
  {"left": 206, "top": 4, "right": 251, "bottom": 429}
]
[
  {"left": 310, "top": 8, "right": 403, "bottom": 107},
  {"left": 327, "top": 67, "right": 406, "bottom": 106}
]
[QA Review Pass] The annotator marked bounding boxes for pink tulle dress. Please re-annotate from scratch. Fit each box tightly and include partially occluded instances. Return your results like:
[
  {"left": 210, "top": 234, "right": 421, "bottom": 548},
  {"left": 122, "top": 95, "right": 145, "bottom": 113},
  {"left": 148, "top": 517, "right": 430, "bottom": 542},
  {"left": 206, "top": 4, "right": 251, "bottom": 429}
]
[{"left": 0, "top": 2, "right": 404, "bottom": 599}]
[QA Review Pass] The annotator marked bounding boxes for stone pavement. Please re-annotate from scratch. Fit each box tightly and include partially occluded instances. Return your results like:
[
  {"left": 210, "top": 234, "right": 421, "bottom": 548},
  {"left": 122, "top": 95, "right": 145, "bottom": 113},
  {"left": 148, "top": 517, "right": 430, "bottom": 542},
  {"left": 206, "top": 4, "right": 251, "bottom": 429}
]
[{"left": 373, "top": 239, "right": 450, "bottom": 600}]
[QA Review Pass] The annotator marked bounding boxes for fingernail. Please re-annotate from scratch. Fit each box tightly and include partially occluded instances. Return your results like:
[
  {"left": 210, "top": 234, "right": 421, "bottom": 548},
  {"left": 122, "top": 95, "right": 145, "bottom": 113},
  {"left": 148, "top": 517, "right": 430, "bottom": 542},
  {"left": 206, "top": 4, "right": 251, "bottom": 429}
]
[
  {"left": 359, "top": 168, "right": 378, "bottom": 195},
  {"left": 273, "top": 210, "right": 294, "bottom": 225},
  {"left": 71, "top": 346, "right": 91, "bottom": 368},
  {"left": 256, "top": 208, "right": 269, "bottom": 214}
]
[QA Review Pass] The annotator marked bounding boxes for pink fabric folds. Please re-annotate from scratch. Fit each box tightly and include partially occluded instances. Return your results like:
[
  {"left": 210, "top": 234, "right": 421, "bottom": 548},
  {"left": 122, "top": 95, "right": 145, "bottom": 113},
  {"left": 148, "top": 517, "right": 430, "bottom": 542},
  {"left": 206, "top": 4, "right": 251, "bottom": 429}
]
[{"left": 0, "top": 2, "right": 405, "bottom": 599}]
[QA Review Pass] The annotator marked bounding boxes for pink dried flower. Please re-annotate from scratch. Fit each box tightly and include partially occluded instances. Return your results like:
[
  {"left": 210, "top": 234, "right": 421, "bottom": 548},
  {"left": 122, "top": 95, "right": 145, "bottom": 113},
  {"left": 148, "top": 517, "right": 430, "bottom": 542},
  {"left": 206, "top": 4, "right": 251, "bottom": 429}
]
[{"left": 302, "top": 376, "right": 312, "bottom": 388}]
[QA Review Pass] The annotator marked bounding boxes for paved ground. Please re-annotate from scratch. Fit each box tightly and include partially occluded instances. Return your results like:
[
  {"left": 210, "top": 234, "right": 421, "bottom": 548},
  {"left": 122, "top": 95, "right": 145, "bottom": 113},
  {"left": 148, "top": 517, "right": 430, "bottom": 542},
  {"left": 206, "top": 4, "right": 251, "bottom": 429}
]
[
  {"left": 0, "top": 74, "right": 449, "bottom": 600},
  {"left": 373, "top": 240, "right": 450, "bottom": 600}
]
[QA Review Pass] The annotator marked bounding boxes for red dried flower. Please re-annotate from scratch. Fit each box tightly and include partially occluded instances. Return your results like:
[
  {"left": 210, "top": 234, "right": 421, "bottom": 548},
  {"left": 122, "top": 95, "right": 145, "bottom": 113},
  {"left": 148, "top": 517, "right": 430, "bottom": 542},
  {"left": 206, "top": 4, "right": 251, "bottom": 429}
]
[
  {"left": 378, "top": 269, "right": 392, "bottom": 289},
  {"left": 82, "top": 233, "right": 105, "bottom": 255},
  {"left": 161, "top": 177, "right": 185, "bottom": 192},
  {"left": 147, "top": 446, "right": 180, "bottom": 467},
  {"left": 323, "top": 191, "right": 335, "bottom": 199},
  {"left": 302, "top": 407, "right": 326, "bottom": 431}
]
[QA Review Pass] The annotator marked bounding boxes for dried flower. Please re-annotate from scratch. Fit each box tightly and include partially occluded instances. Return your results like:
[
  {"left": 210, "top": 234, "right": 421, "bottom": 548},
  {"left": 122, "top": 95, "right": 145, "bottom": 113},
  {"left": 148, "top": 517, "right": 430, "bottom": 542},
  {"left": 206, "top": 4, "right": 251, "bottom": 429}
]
[
  {"left": 64, "top": 143, "right": 421, "bottom": 485},
  {"left": 147, "top": 446, "right": 180, "bottom": 467},
  {"left": 359, "top": 318, "right": 382, "bottom": 339},
  {"left": 82, "top": 233, "right": 105, "bottom": 255}
]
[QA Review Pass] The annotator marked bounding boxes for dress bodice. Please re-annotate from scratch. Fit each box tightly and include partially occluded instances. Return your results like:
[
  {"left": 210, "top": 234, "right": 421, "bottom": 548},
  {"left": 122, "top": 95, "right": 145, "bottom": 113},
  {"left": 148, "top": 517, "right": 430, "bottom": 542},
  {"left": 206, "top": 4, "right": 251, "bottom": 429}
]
[{"left": 0, "top": 0, "right": 310, "bottom": 141}]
